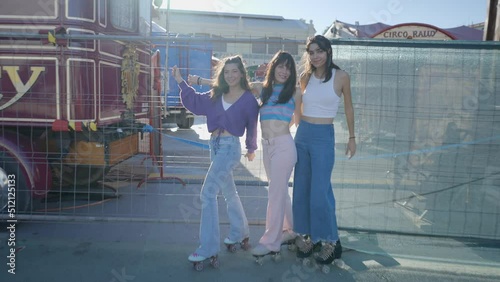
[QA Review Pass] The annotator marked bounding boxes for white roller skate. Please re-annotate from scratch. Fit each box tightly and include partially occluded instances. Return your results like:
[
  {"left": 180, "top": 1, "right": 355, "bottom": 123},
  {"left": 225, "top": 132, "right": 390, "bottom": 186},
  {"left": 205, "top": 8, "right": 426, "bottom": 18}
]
[
  {"left": 251, "top": 244, "right": 281, "bottom": 265},
  {"left": 224, "top": 237, "right": 250, "bottom": 252},
  {"left": 188, "top": 253, "right": 219, "bottom": 271}
]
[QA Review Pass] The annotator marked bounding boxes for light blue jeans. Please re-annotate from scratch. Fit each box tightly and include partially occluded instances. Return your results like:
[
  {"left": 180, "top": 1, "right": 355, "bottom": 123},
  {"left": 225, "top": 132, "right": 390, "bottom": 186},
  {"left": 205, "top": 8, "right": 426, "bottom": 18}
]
[
  {"left": 292, "top": 120, "right": 339, "bottom": 243},
  {"left": 195, "top": 136, "right": 249, "bottom": 257}
]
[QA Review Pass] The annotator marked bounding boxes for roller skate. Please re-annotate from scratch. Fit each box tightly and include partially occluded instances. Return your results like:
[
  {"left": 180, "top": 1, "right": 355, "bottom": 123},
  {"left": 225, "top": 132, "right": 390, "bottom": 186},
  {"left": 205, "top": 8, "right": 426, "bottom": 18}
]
[
  {"left": 251, "top": 244, "right": 282, "bottom": 265},
  {"left": 188, "top": 253, "right": 219, "bottom": 271},
  {"left": 224, "top": 237, "right": 250, "bottom": 253},
  {"left": 281, "top": 230, "right": 298, "bottom": 251},
  {"left": 314, "top": 240, "right": 344, "bottom": 274},
  {"left": 294, "top": 235, "right": 314, "bottom": 267},
  {"left": 332, "top": 240, "right": 345, "bottom": 269},
  {"left": 295, "top": 235, "right": 322, "bottom": 267}
]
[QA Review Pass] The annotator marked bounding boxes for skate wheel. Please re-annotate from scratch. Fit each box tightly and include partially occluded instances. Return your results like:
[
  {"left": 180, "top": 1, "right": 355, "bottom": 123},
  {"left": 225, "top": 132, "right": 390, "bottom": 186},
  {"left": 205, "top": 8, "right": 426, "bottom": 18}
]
[
  {"left": 210, "top": 257, "right": 219, "bottom": 268},
  {"left": 194, "top": 262, "right": 204, "bottom": 271},
  {"left": 241, "top": 241, "right": 251, "bottom": 251},
  {"left": 227, "top": 244, "right": 237, "bottom": 253},
  {"left": 302, "top": 258, "right": 311, "bottom": 267},
  {"left": 321, "top": 265, "right": 330, "bottom": 274},
  {"left": 240, "top": 238, "right": 251, "bottom": 251},
  {"left": 255, "top": 257, "right": 263, "bottom": 266},
  {"left": 288, "top": 244, "right": 297, "bottom": 252}
]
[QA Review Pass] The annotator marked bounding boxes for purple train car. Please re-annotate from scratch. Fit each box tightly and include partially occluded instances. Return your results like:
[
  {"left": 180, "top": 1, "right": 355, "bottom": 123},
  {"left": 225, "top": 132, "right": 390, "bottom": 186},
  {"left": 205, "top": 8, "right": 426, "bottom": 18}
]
[{"left": 0, "top": 0, "right": 157, "bottom": 211}]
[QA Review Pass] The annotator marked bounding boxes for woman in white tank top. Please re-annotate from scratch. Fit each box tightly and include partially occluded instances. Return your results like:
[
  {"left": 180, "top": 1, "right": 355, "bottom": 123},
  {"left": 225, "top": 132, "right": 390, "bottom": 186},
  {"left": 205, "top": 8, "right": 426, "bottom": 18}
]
[{"left": 292, "top": 35, "right": 356, "bottom": 268}]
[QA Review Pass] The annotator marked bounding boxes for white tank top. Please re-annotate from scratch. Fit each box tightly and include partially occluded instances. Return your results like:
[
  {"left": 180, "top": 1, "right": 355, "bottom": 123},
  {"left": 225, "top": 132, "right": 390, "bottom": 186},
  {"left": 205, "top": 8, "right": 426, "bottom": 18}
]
[{"left": 302, "top": 70, "right": 341, "bottom": 118}]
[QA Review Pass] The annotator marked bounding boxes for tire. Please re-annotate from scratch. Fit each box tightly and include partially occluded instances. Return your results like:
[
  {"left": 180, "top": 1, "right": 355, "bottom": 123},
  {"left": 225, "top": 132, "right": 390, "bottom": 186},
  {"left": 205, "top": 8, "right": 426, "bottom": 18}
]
[
  {"left": 177, "top": 117, "right": 194, "bottom": 129},
  {"left": 0, "top": 153, "right": 31, "bottom": 212},
  {"left": 51, "top": 163, "right": 109, "bottom": 188}
]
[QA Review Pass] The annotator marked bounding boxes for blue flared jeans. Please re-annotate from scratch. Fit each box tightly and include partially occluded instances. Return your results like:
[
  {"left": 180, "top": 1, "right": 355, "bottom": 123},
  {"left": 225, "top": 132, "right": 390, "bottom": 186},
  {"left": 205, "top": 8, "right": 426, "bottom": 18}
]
[
  {"left": 195, "top": 136, "right": 249, "bottom": 257},
  {"left": 292, "top": 120, "right": 339, "bottom": 243}
]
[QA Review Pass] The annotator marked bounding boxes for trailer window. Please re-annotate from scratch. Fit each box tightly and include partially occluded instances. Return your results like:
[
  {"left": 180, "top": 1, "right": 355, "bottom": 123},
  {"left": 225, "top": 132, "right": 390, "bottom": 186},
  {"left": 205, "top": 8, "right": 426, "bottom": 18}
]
[
  {"left": 99, "top": 0, "right": 107, "bottom": 27},
  {"left": 67, "top": 0, "right": 95, "bottom": 22},
  {"left": 138, "top": 0, "right": 151, "bottom": 35},
  {"left": 1, "top": 0, "right": 57, "bottom": 18},
  {"left": 110, "top": 0, "right": 137, "bottom": 32}
]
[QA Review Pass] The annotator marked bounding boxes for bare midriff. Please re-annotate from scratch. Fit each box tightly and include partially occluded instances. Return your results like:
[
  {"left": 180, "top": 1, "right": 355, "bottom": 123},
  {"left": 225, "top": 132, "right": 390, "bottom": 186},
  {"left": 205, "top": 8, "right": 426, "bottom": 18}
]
[
  {"left": 210, "top": 129, "right": 233, "bottom": 137},
  {"left": 301, "top": 115, "right": 334, "bottom": 124},
  {"left": 260, "top": 120, "right": 290, "bottom": 140}
]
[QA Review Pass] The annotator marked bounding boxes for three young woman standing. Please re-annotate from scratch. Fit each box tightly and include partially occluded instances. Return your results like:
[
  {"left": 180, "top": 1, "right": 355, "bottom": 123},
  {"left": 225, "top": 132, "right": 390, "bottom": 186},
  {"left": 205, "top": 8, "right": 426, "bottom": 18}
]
[{"left": 173, "top": 35, "right": 356, "bottom": 269}]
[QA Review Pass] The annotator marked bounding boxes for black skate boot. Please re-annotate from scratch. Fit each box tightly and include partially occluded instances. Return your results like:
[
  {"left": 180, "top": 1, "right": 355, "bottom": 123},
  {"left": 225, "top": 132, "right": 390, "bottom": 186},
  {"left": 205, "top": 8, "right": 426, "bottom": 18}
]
[
  {"left": 295, "top": 235, "right": 322, "bottom": 267},
  {"left": 314, "top": 240, "right": 344, "bottom": 274},
  {"left": 295, "top": 235, "right": 313, "bottom": 259},
  {"left": 313, "top": 240, "right": 322, "bottom": 254},
  {"left": 333, "top": 240, "right": 342, "bottom": 259},
  {"left": 315, "top": 242, "right": 335, "bottom": 265}
]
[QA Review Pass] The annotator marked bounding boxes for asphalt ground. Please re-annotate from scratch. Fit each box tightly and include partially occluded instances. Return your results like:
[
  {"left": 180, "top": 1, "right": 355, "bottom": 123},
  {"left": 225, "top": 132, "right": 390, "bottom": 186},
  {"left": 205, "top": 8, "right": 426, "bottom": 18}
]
[
  {"left": 1, "top": 120, "right": 499, "bottom": 281},
  {"left": 1, "top": 179, "right": 499, "bottom": 282}
]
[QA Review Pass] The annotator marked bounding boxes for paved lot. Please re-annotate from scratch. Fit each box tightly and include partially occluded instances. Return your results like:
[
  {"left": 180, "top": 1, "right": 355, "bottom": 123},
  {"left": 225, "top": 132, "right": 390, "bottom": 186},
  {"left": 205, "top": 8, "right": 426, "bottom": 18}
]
[
  {"left": 1, "top": 180, "right": 499, "bottom": 282},
  {"left": 1, "top": 120, "right": 499, "bottom": 281}
]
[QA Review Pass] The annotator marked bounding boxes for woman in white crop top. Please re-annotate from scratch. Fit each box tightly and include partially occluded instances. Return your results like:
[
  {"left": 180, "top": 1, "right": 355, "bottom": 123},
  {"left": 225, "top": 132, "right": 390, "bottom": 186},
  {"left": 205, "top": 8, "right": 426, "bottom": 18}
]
[{"left": 292, "top": 35, "right": 356, "bottom": 267}]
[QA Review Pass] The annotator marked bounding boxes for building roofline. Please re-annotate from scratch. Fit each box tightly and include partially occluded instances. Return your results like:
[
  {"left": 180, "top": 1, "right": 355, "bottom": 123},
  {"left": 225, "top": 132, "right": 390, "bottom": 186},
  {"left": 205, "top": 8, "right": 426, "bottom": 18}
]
[{"left": 160, "top": 8, "right": 285, "bottom": 21}]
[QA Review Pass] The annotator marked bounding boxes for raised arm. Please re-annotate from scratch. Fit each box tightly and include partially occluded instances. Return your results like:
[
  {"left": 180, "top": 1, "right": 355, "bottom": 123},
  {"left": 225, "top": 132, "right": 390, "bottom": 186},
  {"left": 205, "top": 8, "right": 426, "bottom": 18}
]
[
  {"left": 187, "top": 74, "right": 213, "bottom": 87},
  {"left": 249, "top": 81, "right": 263, "bottom": 98},
  {"left": 171, "top": 66, "right": 211, "bottom": 116}
]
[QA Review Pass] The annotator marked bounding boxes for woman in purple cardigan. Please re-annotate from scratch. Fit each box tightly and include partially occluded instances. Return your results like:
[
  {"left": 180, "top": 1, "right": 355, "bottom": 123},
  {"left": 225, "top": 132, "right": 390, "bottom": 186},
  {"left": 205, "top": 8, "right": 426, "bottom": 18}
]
[{"left": 172, "top": 55, "right": 259, "bottom": 268}]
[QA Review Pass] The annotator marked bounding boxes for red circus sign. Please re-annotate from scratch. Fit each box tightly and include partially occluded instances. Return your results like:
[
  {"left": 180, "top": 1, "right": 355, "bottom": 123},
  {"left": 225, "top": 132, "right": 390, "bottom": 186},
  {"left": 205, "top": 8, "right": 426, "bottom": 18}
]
[{"left": 372, "top": 23, "right": 456, "bottom": 40}]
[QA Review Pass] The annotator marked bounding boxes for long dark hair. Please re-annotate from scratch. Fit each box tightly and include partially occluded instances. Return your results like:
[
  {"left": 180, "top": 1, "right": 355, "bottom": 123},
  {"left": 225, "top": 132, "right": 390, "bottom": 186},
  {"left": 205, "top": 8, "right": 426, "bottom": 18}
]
[
  {"left": 261, "top": 51, "right": 297, "bottom": 106},
  {"left": 301, "top": 35, "right": 340, "bottom": 84},
  {"left": 211, "top": 55, "right": 251, "bottom": 101}
]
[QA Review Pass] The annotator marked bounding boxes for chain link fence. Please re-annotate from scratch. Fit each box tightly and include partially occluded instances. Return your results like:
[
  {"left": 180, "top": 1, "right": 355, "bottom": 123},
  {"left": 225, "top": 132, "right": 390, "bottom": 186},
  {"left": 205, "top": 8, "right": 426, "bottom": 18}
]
[{"left": 1, "top": 30, "right": 499, "bottom": 240}]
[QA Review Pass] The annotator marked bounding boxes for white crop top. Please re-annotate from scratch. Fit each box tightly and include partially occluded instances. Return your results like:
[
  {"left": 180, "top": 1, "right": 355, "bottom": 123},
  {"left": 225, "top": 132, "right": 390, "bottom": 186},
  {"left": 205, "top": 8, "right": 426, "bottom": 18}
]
[{"left": 302, "top": 70, "right": 341, "bottom": 118}]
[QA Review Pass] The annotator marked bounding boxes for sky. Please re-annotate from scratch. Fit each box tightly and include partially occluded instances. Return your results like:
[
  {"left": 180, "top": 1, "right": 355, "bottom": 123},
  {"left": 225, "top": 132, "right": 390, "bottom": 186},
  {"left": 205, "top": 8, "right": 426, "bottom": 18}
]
[{"left": 161, "top": 0, "right": 488, "bottom": 34}]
